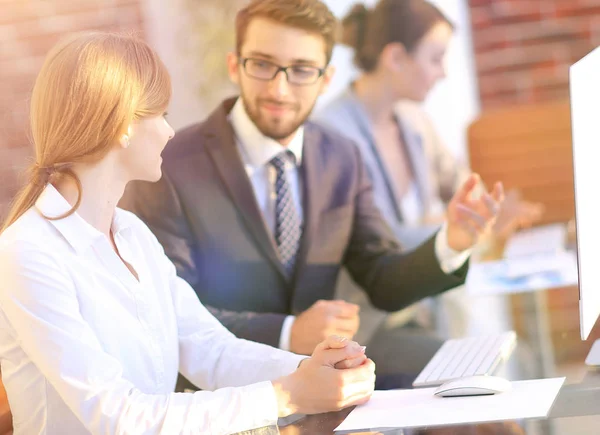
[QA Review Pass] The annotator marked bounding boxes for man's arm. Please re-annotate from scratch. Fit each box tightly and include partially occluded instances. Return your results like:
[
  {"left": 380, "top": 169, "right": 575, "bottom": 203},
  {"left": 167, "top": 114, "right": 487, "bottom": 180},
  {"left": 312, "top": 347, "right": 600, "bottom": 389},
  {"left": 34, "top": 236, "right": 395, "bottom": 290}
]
[
  {"left": 120, "top": 172, "right": 286, "bottom": 348},
  {"left": 343, "top": 145, "right": 468, "bottom": 312}
]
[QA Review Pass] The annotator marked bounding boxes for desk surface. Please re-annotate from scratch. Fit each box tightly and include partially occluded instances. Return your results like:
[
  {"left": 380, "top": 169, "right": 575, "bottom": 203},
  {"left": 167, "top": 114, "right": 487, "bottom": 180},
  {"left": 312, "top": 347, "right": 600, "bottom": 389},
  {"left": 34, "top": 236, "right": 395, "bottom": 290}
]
[
  {"left": 278, "top": 359, "right": 600, "bottom": 435},
  {"left": 240, "top": 228, "right": 600, "bottom": 434},
  {"left": 249, "top": 282, "right": 600, "bottom": 435}
]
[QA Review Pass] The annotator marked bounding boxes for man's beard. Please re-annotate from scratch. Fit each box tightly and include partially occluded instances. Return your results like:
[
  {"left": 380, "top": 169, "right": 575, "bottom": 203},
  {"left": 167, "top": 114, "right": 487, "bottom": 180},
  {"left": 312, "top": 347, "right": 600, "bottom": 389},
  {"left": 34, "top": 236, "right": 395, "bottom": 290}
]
[{"left": 242, "top": 95, "right": 314, "bottom": 141}]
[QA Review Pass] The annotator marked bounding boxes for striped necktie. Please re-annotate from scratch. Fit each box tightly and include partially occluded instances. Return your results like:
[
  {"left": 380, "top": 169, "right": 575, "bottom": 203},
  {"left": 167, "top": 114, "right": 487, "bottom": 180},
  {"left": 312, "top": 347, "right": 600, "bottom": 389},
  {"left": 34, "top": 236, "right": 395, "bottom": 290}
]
[{"left": 270, "top": 151, "right": 302, "bottom": 275}]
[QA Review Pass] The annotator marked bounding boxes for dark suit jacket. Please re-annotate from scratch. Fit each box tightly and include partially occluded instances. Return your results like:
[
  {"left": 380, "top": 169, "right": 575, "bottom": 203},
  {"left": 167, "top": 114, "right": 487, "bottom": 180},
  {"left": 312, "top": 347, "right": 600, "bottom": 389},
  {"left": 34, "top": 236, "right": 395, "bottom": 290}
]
[{"left": 120, "top": 97, "right": 468, "bottom": 347}]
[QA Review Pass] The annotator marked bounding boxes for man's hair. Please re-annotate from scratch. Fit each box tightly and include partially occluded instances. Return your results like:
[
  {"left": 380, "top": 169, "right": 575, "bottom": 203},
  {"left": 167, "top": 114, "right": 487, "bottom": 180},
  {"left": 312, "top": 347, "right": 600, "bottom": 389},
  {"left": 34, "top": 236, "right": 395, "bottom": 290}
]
[{"left": 235, "top": 0, "right": 338, "bottom": 64}]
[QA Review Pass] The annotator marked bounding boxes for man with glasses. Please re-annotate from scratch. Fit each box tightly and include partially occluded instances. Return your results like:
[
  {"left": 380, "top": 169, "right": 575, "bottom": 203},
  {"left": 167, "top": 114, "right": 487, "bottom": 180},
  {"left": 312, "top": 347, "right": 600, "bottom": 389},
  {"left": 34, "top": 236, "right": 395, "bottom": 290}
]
[
  {"left": 121, "top": 0, "right": 503, "bottom": 388},
  {"left": 239, "top": 57, "right": 326, "bottom": 86}
]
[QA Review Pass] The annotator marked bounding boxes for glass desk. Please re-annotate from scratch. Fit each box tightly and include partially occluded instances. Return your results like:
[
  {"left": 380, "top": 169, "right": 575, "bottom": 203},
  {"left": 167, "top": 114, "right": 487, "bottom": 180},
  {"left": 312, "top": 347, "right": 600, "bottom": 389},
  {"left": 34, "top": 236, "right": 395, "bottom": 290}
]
[
  {"left": 241, "top": 227, "right": 600, "bottom": 434},
  {"left": 241, "top": 283, "right": 600, "bottom": 434}
]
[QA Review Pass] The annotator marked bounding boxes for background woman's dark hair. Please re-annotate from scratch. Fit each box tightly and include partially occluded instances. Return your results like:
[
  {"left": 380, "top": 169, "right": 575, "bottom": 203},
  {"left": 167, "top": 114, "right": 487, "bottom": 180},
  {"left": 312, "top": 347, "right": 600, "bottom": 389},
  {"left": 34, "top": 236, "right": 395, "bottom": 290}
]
[{"left": 342, "top": 0, "right": 454, "bottom": 72}]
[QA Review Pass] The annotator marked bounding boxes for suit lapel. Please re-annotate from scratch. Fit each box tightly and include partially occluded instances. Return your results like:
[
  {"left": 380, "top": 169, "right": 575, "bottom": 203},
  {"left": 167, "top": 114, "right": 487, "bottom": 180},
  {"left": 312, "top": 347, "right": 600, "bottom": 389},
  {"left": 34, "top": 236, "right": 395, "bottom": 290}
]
[
  {"left": 293, "top": 123, "right": 324, "bottom": 281},
  {"left": 203, "top": 99, "right": 287, "bottom": 279}
]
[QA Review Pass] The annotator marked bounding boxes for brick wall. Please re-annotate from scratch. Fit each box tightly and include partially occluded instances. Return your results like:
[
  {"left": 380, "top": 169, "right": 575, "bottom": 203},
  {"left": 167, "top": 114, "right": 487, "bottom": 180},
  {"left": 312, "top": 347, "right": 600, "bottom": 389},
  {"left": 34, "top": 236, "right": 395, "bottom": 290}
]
[
  {"left": 469, "top": 0, "right": 600, "bottom": 109},
  {"left": 0, "top": 0, "right": 145, "bottom": 219}
]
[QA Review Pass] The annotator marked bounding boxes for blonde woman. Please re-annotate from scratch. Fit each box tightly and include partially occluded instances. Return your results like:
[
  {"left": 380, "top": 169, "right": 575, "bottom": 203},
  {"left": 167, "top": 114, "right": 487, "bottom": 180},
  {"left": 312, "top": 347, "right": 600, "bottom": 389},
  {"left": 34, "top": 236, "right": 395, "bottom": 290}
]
[{"left": 0, "top": 32, "right": 374, "bottom": 434}]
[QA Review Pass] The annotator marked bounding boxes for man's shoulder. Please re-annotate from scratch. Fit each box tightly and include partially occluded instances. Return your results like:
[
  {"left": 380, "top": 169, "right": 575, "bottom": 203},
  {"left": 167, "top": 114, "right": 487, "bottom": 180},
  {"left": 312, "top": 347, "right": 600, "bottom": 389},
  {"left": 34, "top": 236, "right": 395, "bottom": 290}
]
[
  {"left": 305, "top": 120, "right": 358, "bottom": 151},
  {"left": 162, "top": 121, "right": 208, "bottom": 162},
  {"left": 162, "top": 98, "right": 236, "bottom": 164},
  {"left": 305, "top": 120, "right": 362, "bottom": 164}
]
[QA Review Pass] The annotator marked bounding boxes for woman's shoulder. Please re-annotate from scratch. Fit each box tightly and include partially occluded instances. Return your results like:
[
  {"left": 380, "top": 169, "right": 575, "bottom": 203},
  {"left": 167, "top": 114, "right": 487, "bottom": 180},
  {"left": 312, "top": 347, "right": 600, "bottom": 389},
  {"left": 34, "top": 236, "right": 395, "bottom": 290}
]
[
  {"left": 0, "top": 209, "right": 72, "bottom": 293},
  {"left": 0, "top": 208, "right": 58, "bottom": 254},
  {"left": 313, "top": 90, "right": 358, "bottom": 126}
]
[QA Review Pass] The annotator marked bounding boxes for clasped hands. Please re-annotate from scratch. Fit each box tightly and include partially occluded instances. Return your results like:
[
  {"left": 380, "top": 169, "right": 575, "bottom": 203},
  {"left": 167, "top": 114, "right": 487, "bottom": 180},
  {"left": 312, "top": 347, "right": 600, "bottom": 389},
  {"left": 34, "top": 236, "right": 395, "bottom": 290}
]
[{"left": 273, "top": 335, "right": 374, "bottom": 417}]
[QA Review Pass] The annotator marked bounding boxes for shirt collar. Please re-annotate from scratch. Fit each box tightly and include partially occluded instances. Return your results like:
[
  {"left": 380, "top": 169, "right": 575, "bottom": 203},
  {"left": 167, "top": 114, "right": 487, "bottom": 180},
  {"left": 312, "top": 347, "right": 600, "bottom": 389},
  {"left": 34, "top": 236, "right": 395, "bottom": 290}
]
[
  {"left": 35, "top": 184, "right": 133, "bottom": 254},
  {"left": 228, "top": 98, "right": 304, "bottom": 170}
]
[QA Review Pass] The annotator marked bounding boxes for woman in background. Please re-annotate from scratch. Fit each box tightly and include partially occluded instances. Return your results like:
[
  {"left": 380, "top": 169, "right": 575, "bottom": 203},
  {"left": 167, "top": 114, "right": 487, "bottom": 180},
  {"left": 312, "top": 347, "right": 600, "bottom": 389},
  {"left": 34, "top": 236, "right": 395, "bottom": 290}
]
[
  {"left": 314, "top": 0, "right": 543, "bottom": 376},
  {"left": 0, "top": 31, "right": 374, "bottom": 434}
]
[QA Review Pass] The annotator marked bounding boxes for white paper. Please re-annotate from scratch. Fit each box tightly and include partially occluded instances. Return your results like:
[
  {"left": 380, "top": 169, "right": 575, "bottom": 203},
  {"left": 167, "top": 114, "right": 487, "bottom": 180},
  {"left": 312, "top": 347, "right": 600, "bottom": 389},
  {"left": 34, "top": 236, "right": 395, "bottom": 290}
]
[
  {"left": 504, "top": 224, "right": 567, "bottom": 259},
  {"left": 503, "top": 251, "right": 574, "bottom": 279},
  {"left": 335, "top": 378, "right": 565, "bottom": 432},
  {"left": 465, "top": 251, "right": 578, "bottom": 296}
]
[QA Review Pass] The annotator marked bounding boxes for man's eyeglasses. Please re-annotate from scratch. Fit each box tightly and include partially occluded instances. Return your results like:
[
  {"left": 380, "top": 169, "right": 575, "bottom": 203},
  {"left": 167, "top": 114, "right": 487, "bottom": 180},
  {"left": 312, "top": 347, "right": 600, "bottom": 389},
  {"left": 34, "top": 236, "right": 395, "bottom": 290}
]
[{"left": 238, "top": 57, "right": 325, "bottom": 86}]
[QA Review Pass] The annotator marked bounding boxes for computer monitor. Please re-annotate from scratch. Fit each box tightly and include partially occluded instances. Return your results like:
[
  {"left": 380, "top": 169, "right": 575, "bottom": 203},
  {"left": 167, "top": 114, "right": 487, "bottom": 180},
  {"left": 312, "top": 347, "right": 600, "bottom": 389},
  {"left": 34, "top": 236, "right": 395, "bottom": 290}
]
[{"left": 569, "top": 46, "right": 600, "bottom": 341}]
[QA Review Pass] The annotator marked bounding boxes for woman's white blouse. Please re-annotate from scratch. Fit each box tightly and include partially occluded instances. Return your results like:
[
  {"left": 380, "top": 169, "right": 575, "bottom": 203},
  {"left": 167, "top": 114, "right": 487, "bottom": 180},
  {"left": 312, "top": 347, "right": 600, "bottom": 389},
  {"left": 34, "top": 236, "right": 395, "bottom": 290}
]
[{"left": 0, "top": 185, "right": 304, "bottom": 434}]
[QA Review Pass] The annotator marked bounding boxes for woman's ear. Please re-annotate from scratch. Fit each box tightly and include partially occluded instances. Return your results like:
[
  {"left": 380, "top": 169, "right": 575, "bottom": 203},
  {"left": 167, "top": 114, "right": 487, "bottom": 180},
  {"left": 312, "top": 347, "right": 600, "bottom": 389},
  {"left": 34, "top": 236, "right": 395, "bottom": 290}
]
[
  {"left": 118, "top": 125, "right": 133, "bottom": 149},
  {"left": 381, "top": 42, "right": 409, "bottom": 73},
  {"left": 119, "top": 135, "right": 130, "bottom": 149}
]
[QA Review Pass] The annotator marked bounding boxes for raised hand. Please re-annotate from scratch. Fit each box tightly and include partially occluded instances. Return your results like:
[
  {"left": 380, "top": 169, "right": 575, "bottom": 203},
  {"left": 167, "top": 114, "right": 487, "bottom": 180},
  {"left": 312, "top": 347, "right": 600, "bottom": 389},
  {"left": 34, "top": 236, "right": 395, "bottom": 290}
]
[{"left": 446, "top": 174, "right": 504, "bottom": 252}]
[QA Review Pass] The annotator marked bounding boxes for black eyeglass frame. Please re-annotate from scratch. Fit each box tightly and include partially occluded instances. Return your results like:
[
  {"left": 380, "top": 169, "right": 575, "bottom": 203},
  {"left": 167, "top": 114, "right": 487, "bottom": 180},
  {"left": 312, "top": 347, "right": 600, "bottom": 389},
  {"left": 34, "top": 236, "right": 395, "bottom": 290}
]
[{"left": 238, "top": 56, "right": 326, "bottom": 86}]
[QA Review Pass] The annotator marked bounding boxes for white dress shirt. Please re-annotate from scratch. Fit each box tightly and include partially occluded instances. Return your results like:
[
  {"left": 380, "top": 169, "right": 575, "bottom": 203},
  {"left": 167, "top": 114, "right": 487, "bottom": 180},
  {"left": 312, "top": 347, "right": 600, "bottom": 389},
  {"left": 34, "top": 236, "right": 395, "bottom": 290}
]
[
  {"left": 228, "top": 100, "right": 470, "bottom": 352},
  {"left": 0, "top": 185, "right": 305, "bottom": 435},
  {"left": 229, "top": 100, "right": 303, "bottom": 351}
]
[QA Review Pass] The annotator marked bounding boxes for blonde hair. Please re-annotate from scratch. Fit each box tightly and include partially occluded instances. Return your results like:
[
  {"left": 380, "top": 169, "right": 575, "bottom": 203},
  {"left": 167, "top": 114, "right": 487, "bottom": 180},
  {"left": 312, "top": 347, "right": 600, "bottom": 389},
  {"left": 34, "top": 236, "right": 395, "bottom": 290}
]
[{"left": 1, "top": 31, "right": 171, "bottom": 233}]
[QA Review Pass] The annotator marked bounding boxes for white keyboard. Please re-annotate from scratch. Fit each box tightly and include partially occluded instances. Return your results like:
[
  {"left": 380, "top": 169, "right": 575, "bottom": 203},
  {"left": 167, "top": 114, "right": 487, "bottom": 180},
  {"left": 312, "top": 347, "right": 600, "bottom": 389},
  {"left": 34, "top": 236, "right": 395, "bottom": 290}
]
[{"left": 412, "top": 331, "right": 517, "bottom": 388}]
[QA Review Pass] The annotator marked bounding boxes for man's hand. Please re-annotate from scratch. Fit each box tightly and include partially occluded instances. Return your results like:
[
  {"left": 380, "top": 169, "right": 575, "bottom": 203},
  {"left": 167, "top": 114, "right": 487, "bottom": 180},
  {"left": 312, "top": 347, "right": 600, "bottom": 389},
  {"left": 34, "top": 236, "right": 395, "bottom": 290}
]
[
  {"left": 493, "top": 189, "right": 544, "bottom": 239},
  {"left": 290, "top": 300, "right": 360, "bottom": 355},
  {"left": 273, "top": 336, "right": 375, "bottom": 417},
  {"left": 446, "top": 173, "right": 504, "bottom": 252}
]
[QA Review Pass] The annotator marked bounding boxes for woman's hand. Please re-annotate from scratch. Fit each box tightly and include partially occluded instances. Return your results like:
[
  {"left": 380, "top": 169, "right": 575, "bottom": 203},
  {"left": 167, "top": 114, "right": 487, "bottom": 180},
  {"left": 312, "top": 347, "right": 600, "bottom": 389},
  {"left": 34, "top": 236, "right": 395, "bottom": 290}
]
[{"left": 273, "top": 336, "right": 375, "bottom": 417}]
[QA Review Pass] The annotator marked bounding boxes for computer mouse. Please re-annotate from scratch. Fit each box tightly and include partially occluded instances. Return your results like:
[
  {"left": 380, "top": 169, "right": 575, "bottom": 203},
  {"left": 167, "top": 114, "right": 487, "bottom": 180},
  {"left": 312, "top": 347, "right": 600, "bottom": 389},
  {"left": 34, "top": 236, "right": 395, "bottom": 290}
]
[{"left": 433, "top": 375, "right": 512, "bottom": 398}]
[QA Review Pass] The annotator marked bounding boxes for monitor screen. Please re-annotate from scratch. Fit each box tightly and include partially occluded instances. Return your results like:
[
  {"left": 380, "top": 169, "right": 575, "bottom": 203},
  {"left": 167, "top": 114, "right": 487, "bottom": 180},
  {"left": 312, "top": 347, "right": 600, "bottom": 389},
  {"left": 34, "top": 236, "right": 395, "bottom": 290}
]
[{"left": 569, "top": 46, "right": 600, "bottom": 340}]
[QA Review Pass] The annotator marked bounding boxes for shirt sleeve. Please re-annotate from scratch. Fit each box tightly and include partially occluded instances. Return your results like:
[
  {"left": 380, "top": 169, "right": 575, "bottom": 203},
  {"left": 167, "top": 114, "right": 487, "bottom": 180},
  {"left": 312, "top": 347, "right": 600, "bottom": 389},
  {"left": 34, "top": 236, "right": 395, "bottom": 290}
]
[
  {"left": 278, "top": 316, "right": 296, "bottom": 351},
  {"left": 162, "top": 257, "right": 306, "bottom": 392},
  {"left": 0, "top": 240, "right": 302, "bottom": 435},
  {"left": 434, "top": 222, "right": 472, "bottom": 274}
]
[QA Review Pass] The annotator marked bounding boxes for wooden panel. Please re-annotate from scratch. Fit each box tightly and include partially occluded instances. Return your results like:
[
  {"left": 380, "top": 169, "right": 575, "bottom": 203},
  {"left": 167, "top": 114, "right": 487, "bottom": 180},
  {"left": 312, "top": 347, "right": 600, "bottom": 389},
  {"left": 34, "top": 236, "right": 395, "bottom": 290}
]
[
  {"left": 469, "top": 102, "right": 584, "bottom": 354},
  {"left": 510, "top": 287, "right": 600, "bottom": 363},
  {"left": 467, "top": 100, "right": 575, "bottom": 225}
]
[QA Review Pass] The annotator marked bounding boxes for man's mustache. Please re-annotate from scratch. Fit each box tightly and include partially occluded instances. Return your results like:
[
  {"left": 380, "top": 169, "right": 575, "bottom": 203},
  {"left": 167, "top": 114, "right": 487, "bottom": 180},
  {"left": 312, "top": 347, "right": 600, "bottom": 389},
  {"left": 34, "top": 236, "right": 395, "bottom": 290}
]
[{"left": 258, "top": 99, "right": 299, "bottom": 110}]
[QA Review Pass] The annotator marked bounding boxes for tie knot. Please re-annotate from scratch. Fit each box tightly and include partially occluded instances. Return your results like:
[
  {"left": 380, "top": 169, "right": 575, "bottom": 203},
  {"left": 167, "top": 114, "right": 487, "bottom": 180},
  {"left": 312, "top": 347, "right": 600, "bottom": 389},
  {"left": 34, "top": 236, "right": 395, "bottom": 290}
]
[{"left": 270, "top": 150, "right": 296, "bottom": 171}]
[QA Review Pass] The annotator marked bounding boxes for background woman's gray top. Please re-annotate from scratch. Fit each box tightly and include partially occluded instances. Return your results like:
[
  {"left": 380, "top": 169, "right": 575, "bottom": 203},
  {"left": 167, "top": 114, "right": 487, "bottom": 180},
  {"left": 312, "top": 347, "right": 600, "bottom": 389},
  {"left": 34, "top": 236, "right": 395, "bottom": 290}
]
[{"left": 313, "top": 89, "right": 470, "bottom": 344}]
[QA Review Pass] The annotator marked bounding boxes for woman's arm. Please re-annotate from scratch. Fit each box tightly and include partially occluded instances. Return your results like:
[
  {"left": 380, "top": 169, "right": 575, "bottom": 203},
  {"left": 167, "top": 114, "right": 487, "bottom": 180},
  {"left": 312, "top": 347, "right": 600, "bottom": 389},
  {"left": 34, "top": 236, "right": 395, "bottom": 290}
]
[{"left": 0, "top": 242, "right": 287, "bottom": 434}]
